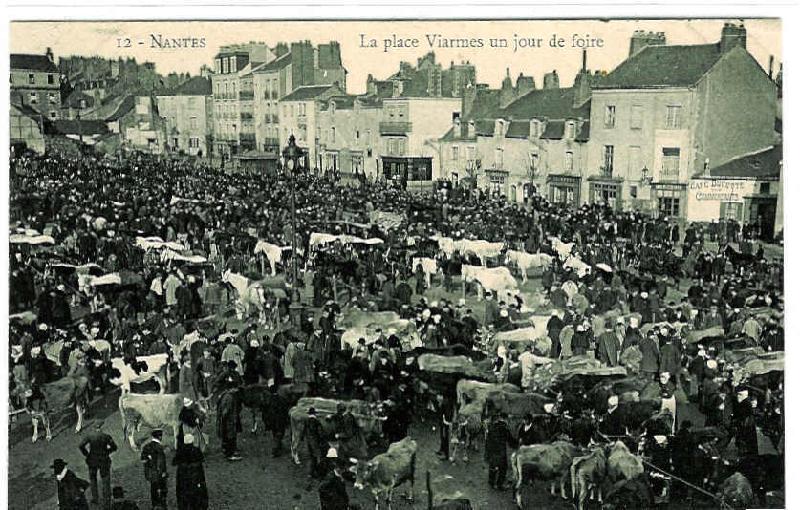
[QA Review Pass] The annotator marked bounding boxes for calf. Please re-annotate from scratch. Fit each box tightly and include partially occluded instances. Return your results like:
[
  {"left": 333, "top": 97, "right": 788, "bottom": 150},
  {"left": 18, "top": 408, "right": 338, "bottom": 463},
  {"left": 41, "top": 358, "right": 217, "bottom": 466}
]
[
  {"left": 26, "top": 374, "right": 89, "bottom": 442},
  {"left": 512, "top": 440, "right": 579, "bottom": 504},
  {"left": 571, "top": 446, "right": 607, "bottom": 510},
  {"left": 450, "top": 402, "right": 484, "bottom": 462},
  {"left": 119, "top": 393, "right": 183, "bottom": 450},
  {"left": 352, "top": 437, "right": 417, "bottom": 510}
]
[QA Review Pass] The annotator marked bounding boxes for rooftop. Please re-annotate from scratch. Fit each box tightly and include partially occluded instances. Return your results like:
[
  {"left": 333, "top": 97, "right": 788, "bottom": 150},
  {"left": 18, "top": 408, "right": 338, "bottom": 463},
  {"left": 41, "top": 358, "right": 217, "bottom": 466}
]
[
  {"left": 11, "top": 53, "right": 59, "bottom": 73},
  {"left": 160, "top": 76, "right": 212, "bottom": 96},
  {"left": 701, "top": 144, "right": 782, "bottom": 180},
  {"left": 281, "top": 84, "right": 338, "bottom": 102},
  {"left": 501, "top": 87, "right": 589, "bottom": 120},
  {"left": 595, "top": 43, "right": 725, "bottom": 89}
]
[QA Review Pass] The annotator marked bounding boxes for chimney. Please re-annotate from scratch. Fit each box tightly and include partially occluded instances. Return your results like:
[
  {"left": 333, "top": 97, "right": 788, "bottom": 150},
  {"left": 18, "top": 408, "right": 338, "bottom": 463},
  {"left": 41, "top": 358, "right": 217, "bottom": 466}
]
[
  {"left": 516, "top": 73, "right": 535, "bottom": 97},
  {"left": 543, "top": 70, "right": 560, "bottom": 90},
  {"left": 720, "top": 22, "right": 747, "bottom": 53},
  {"left": 45, "top": 47, "right": 54, "bottom": 63},
  {"left": 581, "top": 49, "right": 587, "bottom": 72},
  {"left": 629, "top": 30, "right": 666, "bottom": 57},
  {"left": 573, "top": 53, "right": 592, "bottom": 108},
  {"left": 499, "top": 68, "right": 515, "bottom": 107},
  {"left": 768, "top": 55, "right": 774, "bottom": 79},
  {"left": 462, "top": 83, "right": 477, "bottom": 118}
]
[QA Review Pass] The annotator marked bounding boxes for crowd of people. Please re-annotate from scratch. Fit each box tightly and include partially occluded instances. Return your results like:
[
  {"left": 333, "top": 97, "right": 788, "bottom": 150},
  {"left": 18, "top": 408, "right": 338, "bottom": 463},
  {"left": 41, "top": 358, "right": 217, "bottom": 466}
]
[{"left": 8, "top": 147, "right": 784, "bottom": 509}]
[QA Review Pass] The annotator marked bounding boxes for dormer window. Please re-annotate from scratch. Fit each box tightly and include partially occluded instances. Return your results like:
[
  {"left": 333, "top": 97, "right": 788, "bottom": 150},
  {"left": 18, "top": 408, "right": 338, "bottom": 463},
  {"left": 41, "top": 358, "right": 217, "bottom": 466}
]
[
  {"left": 566, "top": 121, "right": 576, "bottom": 139},
  {"left": 530, "top": 120, "right": 541, "bottom": 138},
  {"left": 495, "top": 119, "right": 505, "bottom": 137}
]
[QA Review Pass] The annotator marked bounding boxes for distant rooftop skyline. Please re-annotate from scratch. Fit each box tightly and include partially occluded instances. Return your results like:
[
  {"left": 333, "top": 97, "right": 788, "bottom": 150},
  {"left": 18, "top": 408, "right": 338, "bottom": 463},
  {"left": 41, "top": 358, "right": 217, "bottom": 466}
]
[{"left": 11, "top": 19, "right": 781, "bottom": 95}]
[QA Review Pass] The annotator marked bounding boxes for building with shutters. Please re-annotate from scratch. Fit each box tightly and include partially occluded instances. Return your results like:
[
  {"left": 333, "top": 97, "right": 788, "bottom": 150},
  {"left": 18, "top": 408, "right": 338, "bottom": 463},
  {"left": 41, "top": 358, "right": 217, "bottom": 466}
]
[
  {"left": 278, "top": 83, "right": 345, "bottom": 170},
  {"left": 438, "top": 53, "right": 595, "bottom": 203},
  {"left": 156, "top": 76, "right": 213, "bottom": 157},
  {"left": 10, "top": 49, "right": 62, "bottom": 120},
  {"left": 586, "top": 22, "right": 779, "bottom": 218}
]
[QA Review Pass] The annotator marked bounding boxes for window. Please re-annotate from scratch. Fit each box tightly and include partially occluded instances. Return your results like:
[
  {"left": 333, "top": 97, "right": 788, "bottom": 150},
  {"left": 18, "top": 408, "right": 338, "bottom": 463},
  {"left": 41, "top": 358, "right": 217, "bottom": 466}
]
[
  {"left": 529, "top": 153, "right": 540, "bottom": 175},
  {"left": 488, "top": 172, "right": 506, "bottom": 196},
  {"left": 222, "top": 58, "right": 229, "bottom": 74},
  {"left": 190, "top": 116, "right": 198, "bottom": 130},
  {"left": 330, "top": 127, "right": 336, "bottom": 143},
  {"left": 565, "top": 121, "right": 576, "bottom": 139},
  {"left": 661, "top": 147, "right": 680, "bottom": 179},
  {"left": 630, "top": 105, "right": 643, "bottom": 129},
  {"left": 28, "top": 73, "right": 35, "bottom": 85},
  {"left": 659, "top": 197, "right": 681, "bottom": 217},
  {"left": 48, "top": 74, "right": 55, "bottom": 85},
  {"left": 604, "top": 105, "right": 616, "bottom": 128},
  {"left": 530, "top": 120, "right": 541, "bottom": 138},
  {"left": 494, "top": 148, "right": 504, "bottom": 168},
  {"left": 602, "top": 145, "right": 614, "bottom": 176},
  {"left": 630, "top": 185, "right": 638, "bottom": 198},
  {"left": 466, "top": 146, "right": 476, "bottom": 161},
  {"left": 665, "top": 105, "right": 682, "bottom": 129},
  {"left": 355, "top": 130, "right": 360, "bottom": 140},
  {"left": 628, "top": 146, "right": 642, "bottom": 176},
  {"left": 592, "top": 183, "right": 619, "bottom": 207},
  {"left": 451, "top": 145, "right": 459, "bottom": 160},
  {"left": 759, "top": 182, "right": 771, "bottom": 194},
  {"left": 564, "top": 151, "right": 574, "bottom": 173},
  {"left": 299, "top": 103, "right": 306, "bottom": 116},
  {"left": 172, "top": 137, "right": 179, "bottom": 147},
  {"left": 720, "top": 202, "right": 742, "bottom": 221},
  {"left": 48, "top": 92, "right": 57, "bottom": 104},
  {"left": 352, "top": 155, "right": 364, "bottom": 174},
  {"left": 29, "top": 92, "right": 37, "bottom": 104}
]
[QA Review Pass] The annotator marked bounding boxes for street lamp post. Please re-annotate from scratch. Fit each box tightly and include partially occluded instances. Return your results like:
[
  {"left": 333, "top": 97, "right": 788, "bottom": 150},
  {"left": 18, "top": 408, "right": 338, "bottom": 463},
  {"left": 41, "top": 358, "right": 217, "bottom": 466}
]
[{"left": 282, "top": 135, "right": 301, "bottom": 306}]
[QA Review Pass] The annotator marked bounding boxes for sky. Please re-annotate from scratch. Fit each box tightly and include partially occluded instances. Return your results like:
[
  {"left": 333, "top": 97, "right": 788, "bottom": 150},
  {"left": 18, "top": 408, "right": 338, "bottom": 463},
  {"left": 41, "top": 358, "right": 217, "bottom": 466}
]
[{"left": 10, "top": 19, "right": 782, "bottom": 94}]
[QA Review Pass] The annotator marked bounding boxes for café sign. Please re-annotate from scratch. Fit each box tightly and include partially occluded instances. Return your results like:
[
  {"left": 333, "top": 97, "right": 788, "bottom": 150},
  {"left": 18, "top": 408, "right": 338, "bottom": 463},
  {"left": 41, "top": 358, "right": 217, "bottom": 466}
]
[{"left": 688, "top": 180, "right": 746, "bottom": 202}]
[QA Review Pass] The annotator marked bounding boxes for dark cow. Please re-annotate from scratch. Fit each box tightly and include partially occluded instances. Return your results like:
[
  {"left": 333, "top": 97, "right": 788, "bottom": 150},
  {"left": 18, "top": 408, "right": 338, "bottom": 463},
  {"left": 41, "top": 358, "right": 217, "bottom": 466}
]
[
  {"left": 352, "top": 437, "right": 417, "bottom": 509},
  {"left": 512, "top": 440, "right": 579, "bottom": 503}
]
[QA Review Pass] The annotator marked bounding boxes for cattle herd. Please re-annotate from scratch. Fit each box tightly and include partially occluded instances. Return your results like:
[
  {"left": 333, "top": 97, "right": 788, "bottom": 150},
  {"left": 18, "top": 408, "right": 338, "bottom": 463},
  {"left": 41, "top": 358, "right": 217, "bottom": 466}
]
[{"left": 7, "top": 149, "right": 785, "bottom": 509}]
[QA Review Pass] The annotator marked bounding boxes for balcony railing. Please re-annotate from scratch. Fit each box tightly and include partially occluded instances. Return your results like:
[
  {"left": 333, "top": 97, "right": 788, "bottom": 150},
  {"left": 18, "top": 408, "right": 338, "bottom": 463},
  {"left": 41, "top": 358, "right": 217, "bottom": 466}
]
[
  {"left": 239, "top": 133, "right": 256, "bottom": 142},
  {"left": 379, "top": 121, "right": 412, "bottom": 135},
  {"left": 600, "top": 165, "right": 613, "bottom": 178},
  {"left": 240, "top": 113, "right": 254, "bottom": 121},
  {"left": 239, "top": 91, "right": 254, "bottom": 100}
]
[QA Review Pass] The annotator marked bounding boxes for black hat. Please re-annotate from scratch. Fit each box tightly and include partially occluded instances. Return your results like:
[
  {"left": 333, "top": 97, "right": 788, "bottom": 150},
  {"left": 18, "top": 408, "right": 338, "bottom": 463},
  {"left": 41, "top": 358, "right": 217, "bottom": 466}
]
[
  {"left": 151, "top": 429, "right": 163, "bottom": 439},
  {"left": 51, "top": 458, "right": 68, "bottom": 473},
  {"left": 308, "top": 407, "right": 317, "bottom": 416}
]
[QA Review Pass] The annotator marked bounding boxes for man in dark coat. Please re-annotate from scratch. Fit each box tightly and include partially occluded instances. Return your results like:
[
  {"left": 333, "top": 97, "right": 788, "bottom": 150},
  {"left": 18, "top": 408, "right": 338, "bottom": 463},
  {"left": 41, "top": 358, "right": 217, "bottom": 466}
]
[
  {"left": 173, "top": 432, "right": 208, "bottom": 510},
  {"left": 301, "top": 407, "right": 327, "bottom": 478},
  {"left": 319, "top": 462, "right": 350, "bottom": 510},
  {"left": 53, "top": 458, "right": 90, "bottom": 510},
  {"left": 732, "top": 387, "right": 758, "bottom": 456},
  {"left": 140, "top": 429, "right": 168, "bottom": 510},
  {"left": 265, "top": 385, "right": 290, "bottom": 457},
  {"left": 78, "top": 421, "right": 118, "bottom": 508},
  {"left": 216, "top": 387, "right": 242, "bottom": 461},
  {"left": 597, "top": 320, "right": 619, "bottom": 367},
  {"left": 484, "top": 412, "right": 516, "bottom": 489}
]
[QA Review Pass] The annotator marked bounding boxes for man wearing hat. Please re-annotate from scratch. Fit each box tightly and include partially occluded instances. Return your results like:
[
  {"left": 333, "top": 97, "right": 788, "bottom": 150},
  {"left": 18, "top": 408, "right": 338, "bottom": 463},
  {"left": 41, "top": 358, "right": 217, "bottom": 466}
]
[
  {"left": 141, "top": 429, "right": 168, "bottom": 509},
  {"left": 484, "top": 411, "right": 516, "bottom": 490},
  {"left": 597, "top": 319, "right": 619, "bottom": 367},
  {"left": 300, "top": 407, "right": 327, "bottom": 478},
  {"left": 599, "top": 395, "right": 625, "bottom": 438},
  {"left": 78, "top": 420, "right": 118, "bottom": 508},
  {"left": 52, "top": 458, "right": 90, "bottom": 510},
  {"left": 732, "top": 386, "right": 758, "bottom": 456}
]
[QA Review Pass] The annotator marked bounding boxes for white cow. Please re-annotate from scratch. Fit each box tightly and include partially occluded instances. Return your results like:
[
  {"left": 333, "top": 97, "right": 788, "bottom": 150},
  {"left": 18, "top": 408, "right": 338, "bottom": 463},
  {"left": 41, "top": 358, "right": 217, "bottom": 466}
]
[
  {"left": 431, "top": 235, "right": 458, "bottom": 258},
  {"left": 461, "top": 265, "right": 518, "bottom": 298},
  {"left": 505, "top": 250, "right": 554, "bottom": 283},
  {"left": 109, "top": 354, "right": 169, "bottom": 394},
  {"left": 412, "top": 257, "right": 439, "bottom": 287},
  {"left": 461, "top": 240, "right": 505, "bottom": 266},
  {"left": 549, "top": 237, "right": 575, "bottom": 261},
  {"left": 254, "top": 241, "right": 291, "bottom": 276},
  {"left": 119, "top": 393, "right": 183, "bottom": 449},
  {"left": 222, "top": 270, "right": 267, "bottom": 314},
  {"left": 563, "top": 255, "right": 592, "bottom": 279}
]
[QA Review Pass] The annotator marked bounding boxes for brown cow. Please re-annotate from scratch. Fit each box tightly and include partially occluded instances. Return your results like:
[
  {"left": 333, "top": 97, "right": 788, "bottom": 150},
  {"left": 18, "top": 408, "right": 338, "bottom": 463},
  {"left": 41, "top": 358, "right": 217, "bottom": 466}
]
[
  {"left": 24, "top": 374, "right": 89, "bottom": 443},
  {"left": 571, "top": 446, "right": 607, "bottom": 510},
  {"left": 512, "top": 440, "right": 580, "bottom": 504},
  {"left": 352, "top": 437, "right": 417, "bottom": 510}
]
